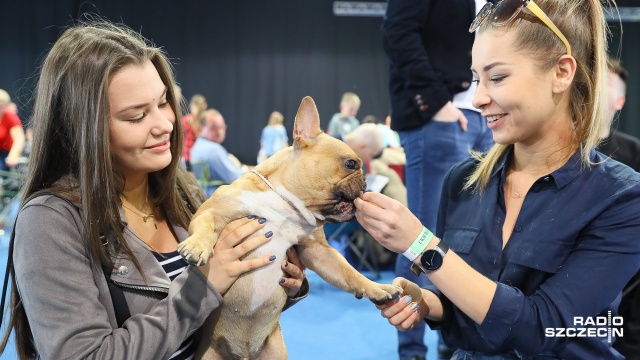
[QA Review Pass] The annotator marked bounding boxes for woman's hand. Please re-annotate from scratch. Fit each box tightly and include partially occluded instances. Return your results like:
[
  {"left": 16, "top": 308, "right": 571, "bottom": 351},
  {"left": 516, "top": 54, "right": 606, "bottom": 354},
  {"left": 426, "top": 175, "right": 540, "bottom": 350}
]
[
  {"left": 376, "top": 277, "right": 428, "bottom": 331},
  {"left": 198, "top": 216, "right": 275, "bottom": 295},
  {"left": 354, "top": 192, "right": 424, "bottom": 254},
  {"left": 280, "top": 246, "right": 306, "bottom": 297}
]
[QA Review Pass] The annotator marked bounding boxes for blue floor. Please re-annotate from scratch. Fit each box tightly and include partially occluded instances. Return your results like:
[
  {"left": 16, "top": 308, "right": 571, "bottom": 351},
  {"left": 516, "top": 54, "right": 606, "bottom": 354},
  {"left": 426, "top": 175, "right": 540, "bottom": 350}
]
[{"left": 0, "top": 232, "right": 439, "bottom": 360}]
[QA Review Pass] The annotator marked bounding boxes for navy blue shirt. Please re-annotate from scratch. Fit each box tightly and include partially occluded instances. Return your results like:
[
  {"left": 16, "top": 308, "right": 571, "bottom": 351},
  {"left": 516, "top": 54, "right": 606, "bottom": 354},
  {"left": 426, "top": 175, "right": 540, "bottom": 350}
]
[{"left": 426, "top": 147, "right": 640, "bottom": 359}]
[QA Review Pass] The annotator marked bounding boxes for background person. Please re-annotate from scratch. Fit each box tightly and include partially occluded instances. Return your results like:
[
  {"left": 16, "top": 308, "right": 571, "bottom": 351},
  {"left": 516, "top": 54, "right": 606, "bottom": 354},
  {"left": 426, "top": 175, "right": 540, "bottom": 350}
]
[
  {"left": 358, "top": 0, "right": 640, "bottom": 358},
  {"left": 381, "top": 1, "right": 494, "bottom": 358},
  {"left": 181, "top": 93, "right": 207, "bottom": 171},
  {"left": 597, "top": 57, "right": 640, "bottom": 359},
  {"left": 190, "top": 109, "right": 245, "bottom": 195},
  {"left": 327, "top": 92, "right": 361, "bottom": 140},
  {"left": 257, "top": 111, "right": 288, "bottom": 164},
  {"left": 0, "top": 89, "right": 25, "bottom": 171},
  {"left": 596, "top": 57, "right": 640, "bottom": 172}
]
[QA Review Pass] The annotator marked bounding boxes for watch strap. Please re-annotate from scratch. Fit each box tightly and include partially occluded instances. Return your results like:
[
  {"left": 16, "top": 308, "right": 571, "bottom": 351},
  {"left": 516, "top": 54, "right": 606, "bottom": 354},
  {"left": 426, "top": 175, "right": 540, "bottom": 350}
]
[
  {"left": 433, "top": 239, "right": 449, "bottom": 257},
  {"left": 410, "top": 263, "right": 422, "bottom": 277},
  {"left": 410, "top": 240, "right": 449, "bottom": 276}
]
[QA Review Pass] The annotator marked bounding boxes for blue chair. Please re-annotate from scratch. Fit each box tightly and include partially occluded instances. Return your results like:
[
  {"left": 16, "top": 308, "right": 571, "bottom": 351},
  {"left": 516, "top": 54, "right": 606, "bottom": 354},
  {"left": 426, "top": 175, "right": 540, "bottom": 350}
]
[{"left": 190, "top": 161, "right": 227, "bottom": 198}]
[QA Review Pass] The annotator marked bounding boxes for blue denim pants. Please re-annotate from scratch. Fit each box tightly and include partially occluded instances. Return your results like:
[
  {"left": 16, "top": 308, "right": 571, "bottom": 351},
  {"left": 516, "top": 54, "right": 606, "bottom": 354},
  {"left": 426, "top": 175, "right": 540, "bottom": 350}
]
[
  {"left": 395, "top": 109, "right": 494, "bottom": 360},
  {"left": 451, "top": 349, "right": 562, "bottom": 360}
]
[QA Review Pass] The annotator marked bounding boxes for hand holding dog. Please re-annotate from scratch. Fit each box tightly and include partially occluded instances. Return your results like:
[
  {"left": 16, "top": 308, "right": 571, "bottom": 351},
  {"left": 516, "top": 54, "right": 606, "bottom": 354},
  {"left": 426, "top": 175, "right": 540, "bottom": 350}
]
[
  {"left": 354, "top": 192, "right": 424, "bottom": 254},
  {"left": 280, "top": 247, "right": 307, "bottom": 298},
  {"left": 197, "top": 216, "right": 275, "bottom": 295},
  {"left": 376, "top": 277, "right": 428, "bottom": 331}
]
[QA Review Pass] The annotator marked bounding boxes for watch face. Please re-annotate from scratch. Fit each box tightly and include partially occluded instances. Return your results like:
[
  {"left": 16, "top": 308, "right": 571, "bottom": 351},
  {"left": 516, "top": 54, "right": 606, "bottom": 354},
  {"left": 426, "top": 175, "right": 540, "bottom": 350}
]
[{"left": 421, "top": 249, "right": 443, "bottom": 271}]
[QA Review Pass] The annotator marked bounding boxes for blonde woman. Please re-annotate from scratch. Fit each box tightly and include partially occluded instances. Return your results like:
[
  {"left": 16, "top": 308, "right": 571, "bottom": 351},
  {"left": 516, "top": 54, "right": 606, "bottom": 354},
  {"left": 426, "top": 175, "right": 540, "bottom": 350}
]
[
  {"left": 181, "top": 94, "right": 207, "bottom": 171},
  {"left": 257, "top": 111, "right": 288, "bottom": 164},
  {"left": 357, "top": 0, "right": 640, "bottom": 358}
]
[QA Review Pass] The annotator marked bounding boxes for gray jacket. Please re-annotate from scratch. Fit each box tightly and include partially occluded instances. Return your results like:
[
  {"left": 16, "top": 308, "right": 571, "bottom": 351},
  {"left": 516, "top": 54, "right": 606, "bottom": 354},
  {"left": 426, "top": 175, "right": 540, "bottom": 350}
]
[{"left": 13, "top": 194, "right": 222, "bottom": 359}]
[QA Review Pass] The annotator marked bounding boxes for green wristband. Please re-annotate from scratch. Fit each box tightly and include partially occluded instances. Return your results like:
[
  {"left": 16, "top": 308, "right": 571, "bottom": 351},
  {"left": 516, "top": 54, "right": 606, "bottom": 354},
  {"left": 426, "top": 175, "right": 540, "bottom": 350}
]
[{"left": 402, "top": 226, "right": 434, "bottom": 261}]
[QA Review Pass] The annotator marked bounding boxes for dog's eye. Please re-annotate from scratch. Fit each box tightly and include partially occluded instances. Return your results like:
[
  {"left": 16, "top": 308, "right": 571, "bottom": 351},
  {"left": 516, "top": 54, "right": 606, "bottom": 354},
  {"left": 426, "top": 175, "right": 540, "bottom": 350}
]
[{"left": 345, "top": 159, "right": 357, "bottom": 170}]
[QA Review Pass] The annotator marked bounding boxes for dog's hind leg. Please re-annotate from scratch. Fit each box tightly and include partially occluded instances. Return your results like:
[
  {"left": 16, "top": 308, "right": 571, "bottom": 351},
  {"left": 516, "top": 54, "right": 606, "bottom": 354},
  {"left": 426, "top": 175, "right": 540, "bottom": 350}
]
[{"left": 255, "top": 323, "right": 287, "bottom": 360}]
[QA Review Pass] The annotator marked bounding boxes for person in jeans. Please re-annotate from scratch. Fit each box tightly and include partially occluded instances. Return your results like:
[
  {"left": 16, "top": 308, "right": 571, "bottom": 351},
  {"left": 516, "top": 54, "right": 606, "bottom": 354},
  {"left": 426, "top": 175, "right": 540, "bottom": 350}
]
[{"left": 382, "top": 1, "right": 493, "bottom": 359}]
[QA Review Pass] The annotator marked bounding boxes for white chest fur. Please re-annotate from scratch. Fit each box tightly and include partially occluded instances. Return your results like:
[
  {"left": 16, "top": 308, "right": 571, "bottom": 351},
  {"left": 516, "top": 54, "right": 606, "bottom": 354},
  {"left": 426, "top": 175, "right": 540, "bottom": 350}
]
[{"left": 234, "top": 187, "right": 317, "bottom": 312}]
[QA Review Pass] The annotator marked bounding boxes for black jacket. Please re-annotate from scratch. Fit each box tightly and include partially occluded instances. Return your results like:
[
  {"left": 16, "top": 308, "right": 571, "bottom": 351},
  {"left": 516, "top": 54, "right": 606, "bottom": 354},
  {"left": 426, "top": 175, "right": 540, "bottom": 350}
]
[{"left": 383, "top": 0, "right": 477, "bottom": 131}]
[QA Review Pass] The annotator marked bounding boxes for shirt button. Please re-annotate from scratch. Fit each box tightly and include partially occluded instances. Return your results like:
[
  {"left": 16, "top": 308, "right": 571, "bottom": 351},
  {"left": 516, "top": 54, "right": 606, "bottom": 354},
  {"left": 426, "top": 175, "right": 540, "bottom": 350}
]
[
  {"left": 543, "top": 177, "right": 550, "bottom": 182},
  {"left": 116, "top": 265, "right": 128, "bottom": 276},
  {"left": 461, "top": 81, "right": 471, "bottom": 89},
  {"left": 515, "top": 225, "right": 522, "bottom": 232}
]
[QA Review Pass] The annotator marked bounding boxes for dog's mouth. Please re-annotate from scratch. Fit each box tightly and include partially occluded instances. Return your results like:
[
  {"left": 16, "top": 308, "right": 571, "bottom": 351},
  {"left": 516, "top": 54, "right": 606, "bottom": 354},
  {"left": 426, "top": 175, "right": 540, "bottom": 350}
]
[{"left": 324, "top": 175, "right": 366, "bottom": 223}]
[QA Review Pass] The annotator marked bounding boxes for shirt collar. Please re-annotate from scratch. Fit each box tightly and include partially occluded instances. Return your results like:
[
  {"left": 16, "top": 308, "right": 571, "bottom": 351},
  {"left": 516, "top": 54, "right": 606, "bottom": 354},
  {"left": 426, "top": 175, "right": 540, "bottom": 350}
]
[{"left": 492, "top": 146, "right": 593, "bottom": 190}]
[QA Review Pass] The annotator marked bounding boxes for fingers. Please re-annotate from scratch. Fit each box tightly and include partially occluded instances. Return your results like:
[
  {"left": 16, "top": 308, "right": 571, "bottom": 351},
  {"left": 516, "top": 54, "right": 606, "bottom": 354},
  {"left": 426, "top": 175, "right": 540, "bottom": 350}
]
[
  {"left": 458, "top": 109, "right": 469, "bottom": 132},
  {"left": 219, "top": 216, "right": 266, "bottom": 248},
  {"left": 219, "top": 216, "right": 253, "bottom": 240},
  {"left": 278, "top": 275, "right": 301, "bottom": 297},
  {"left": 393, "top": 277, "right": 423, "bottom": 303},
  {"left": 281, "top": 258, "right": 303, "bottom": 279},
  {"left": 281, "top": 249, "right": 305, "bottom": 297},
  {"left": 230, "top": 231, "right": 272, "bottom": 258},
  {"left": 354, "top": 197, "right": 386, "bottom": 223},
  {"left": 378, "top": 295, "right": 421, "bottom": 330},
  {"left": 230, "top": 254, "right": 277, "bottom": 277},
  {"left": 285, "top": 247, "right": 306, "bottom": 272}
]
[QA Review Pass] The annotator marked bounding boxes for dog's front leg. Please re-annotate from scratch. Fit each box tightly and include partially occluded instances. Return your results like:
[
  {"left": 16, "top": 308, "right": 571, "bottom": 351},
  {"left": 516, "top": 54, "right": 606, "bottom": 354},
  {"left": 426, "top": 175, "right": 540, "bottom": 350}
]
[
  {"left": 298, "top": 228, "right": 401, "bottom": 305},
  {"left": 178, "top": 209, "right": 218, "bottom": 266}
]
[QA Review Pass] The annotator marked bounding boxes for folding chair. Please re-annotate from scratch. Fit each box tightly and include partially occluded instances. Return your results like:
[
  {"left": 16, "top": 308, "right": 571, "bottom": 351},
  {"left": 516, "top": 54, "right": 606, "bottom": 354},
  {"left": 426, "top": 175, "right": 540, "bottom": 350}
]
[
  {"left": 325, "top": 221, "right": 381, "bottom": 279},
  {"left": 190, "top": 161, "right": 227, "bottom": 198}
]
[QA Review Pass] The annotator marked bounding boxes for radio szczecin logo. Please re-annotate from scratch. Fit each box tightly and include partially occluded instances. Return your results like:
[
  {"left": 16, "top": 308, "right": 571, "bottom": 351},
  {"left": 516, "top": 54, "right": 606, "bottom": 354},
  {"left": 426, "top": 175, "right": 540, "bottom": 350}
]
[{"left": 545, "top": 311, "right": 623, "bottom": 343}]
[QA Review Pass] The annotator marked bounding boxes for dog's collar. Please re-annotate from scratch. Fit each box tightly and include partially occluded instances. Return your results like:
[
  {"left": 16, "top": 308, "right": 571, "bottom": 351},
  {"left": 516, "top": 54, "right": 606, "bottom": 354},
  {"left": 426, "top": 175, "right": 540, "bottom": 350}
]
[{"left": 250, "top": 169, "right": 318, "bottom": 226}]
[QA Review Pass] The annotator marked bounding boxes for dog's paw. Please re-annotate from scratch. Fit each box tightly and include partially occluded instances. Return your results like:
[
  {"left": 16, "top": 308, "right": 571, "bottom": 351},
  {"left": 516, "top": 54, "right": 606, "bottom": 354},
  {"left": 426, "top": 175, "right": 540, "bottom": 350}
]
[
  {"left": 357, "top": 284, "right": 403, "bottom": 305},
  {"left": 177, "top": 236, "right": 214, "bottom": 266}
]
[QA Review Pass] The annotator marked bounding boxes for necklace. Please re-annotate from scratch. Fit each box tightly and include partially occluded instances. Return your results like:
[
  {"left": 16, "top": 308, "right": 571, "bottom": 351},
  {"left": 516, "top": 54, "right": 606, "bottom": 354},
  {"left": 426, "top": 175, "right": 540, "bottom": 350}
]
[
  {"left": 121, "top": 200, "right": 157, "bottom": 229},
  {"left": 512, "top": 191, "right": 525, "bottom": 198}
]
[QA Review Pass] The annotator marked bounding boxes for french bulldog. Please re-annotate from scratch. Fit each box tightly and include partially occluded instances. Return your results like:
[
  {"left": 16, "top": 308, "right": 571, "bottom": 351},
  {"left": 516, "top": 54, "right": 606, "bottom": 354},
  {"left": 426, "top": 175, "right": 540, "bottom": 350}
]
[{"left": 178, "top": 96, "right": 401, "bottom": 359}]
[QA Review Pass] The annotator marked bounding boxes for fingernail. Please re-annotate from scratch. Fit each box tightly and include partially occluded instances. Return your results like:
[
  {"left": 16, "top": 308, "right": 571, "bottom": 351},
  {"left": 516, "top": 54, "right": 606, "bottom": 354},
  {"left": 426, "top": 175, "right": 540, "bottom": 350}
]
[
  {"left": 284, "top": 261, "right": 289, "bottom": 267},
  {"left": 280, "top": 278, "right": 285, "bottom": 284},
  {"left": 411, "top": 302, "right": 420, "bottom": 313},
  {"left": 258, "top": 217, "right": 267, "bottom": 224},
  {"left": 269, "top": 255, "right": 276, "bottom": 261},
  {"left": 247, "top": 214, "right": 256, "bottom": 219},
  {"left": 403, "top": 295, "right": 412, "bottom": 304},
  {"left": 265, "top": 231, "right": 273, "bottom": 238}
]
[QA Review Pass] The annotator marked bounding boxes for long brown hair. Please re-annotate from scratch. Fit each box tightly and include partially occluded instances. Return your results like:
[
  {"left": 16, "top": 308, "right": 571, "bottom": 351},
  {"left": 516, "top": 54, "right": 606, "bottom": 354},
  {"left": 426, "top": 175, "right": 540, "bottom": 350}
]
[
  {"left": 465, "top": 0, "right": 611, "bottom": 191},
  {"left": 0, "top": 19, "right": 204, "bottom": 358}
]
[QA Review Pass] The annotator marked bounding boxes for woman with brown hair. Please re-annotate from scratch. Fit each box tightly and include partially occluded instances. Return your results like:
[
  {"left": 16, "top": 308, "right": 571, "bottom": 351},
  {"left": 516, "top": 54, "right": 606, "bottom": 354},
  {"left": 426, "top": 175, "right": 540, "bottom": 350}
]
[{"left": 0, "top": 19, "right": 307, "bottom": 359}]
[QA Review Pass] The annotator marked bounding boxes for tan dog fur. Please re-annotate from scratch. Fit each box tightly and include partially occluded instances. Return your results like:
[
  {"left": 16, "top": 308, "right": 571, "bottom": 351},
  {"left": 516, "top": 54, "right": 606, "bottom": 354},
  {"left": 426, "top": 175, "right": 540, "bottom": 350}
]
[{"left": 177, "top": 97, "right": 401, "bottom": 360}]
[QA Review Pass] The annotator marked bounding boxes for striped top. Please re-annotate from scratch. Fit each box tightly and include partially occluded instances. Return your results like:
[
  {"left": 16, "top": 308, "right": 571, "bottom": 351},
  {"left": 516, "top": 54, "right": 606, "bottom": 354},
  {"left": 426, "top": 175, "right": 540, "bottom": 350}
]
[{"left": 152, "top": 250, "right": 197, "bottom": 360}]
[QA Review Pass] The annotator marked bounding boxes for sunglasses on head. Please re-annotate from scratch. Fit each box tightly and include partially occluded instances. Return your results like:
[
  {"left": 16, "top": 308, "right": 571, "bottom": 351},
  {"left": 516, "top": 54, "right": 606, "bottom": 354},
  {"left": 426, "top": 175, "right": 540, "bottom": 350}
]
[{"left": 469, "top": 0, "right": 571, "bottom": 56}]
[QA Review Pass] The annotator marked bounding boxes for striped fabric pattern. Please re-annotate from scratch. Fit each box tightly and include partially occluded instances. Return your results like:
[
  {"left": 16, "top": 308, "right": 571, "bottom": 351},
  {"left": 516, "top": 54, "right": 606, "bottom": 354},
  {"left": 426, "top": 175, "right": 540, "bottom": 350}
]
[{"left": 153, "top": 250, "right": 197, "bottom": 360}]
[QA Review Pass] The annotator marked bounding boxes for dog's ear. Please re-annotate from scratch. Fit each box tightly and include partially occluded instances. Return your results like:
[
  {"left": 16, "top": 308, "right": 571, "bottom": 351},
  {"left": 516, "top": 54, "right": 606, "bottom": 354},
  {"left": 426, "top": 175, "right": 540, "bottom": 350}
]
[{"left": 293, "top": 96, "right": 322, "bottom": 148}]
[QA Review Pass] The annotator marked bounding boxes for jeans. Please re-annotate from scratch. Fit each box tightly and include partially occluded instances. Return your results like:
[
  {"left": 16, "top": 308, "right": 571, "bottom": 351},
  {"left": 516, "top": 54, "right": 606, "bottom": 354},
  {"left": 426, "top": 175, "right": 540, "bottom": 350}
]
[
  {"left": 451, "top": 349, "right": 562, "bottom": 360},
  {"left": 0, "top": 150, "right": 9, "bottom": 172},
  {"left": 395, "top": 109, "right": 494, "bottom": 360}
]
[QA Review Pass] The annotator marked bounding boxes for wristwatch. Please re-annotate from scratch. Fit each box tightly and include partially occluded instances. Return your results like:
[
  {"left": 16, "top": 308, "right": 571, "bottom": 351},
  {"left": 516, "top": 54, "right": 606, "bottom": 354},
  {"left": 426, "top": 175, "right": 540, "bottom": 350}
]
[{"left": 410, "top": 240, "right": 449, "bottom": 276}]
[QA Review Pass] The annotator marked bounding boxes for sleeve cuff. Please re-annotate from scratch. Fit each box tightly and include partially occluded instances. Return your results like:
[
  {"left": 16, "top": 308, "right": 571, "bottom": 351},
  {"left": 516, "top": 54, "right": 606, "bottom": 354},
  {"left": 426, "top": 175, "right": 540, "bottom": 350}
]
[
  {"left": 283, "top": 277, "right": 310, "bottom": 312},
  {"left": 423, "top": 285, "right": 452, "bottom": 330},
  {"left": 476, "top": 282, "right": 523, "bottom": 347}
]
